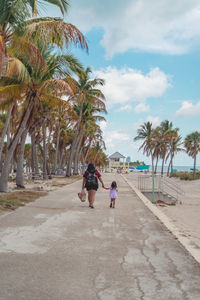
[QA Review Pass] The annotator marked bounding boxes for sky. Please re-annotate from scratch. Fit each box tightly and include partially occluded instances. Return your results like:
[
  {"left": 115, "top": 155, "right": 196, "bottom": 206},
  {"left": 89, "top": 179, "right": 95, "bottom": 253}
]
[{"left": 42, "top": 0, "right": 200, "bottom": 166}]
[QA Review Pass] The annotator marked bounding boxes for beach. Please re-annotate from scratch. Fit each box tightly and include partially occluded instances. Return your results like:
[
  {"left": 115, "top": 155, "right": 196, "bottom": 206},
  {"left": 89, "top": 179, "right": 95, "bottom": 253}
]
[{"left": 125, "top": 172, "right": 200, "bottom": 249}]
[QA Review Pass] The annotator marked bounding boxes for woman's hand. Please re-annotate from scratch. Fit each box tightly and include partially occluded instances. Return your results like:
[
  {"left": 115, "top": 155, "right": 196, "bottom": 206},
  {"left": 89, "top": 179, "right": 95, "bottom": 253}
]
[{"left": 103, "top": 186, "right": 109, "bottom": 190}]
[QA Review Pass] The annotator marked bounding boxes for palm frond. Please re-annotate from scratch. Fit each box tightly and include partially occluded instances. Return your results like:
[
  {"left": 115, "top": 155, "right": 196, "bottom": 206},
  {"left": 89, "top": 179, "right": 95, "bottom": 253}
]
[
  {"left": 93, "top": 116, "right": 106, "bottom": 122},
  {"left": 40, "top": 78, "right": 74, "bottom": 96},
  {"left": 6, "top": 57, "right": 31, "bottom": 83},
  {"left": 0, "top": 35, "right": 5, "bottom": 74},
  {"left": 40, "top": 92, "right": 71, "bottom": 107},
  {"left": 10, "top": 36, "right": 47, "bottom": 70},
  {"left": 0, "top": 84, "right": 26, "bottom": 100},
  {"left": 42, "top": 0, "right": 69, "bottom": 15},
  {"left": 26, "top": 19, "right": 88, "bottom": 51},
  {"left": 0, "top": 0, "right": 30, "bottom": 29}
]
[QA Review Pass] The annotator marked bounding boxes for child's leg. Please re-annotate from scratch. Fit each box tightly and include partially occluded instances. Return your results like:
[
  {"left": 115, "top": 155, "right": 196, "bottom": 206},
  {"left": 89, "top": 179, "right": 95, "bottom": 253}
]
[
  {"left": 110, "top": 198, "right": 112, "bottom": 207},
  {"left": 112, "top": 199, "right": 116, "bottom": 208}
]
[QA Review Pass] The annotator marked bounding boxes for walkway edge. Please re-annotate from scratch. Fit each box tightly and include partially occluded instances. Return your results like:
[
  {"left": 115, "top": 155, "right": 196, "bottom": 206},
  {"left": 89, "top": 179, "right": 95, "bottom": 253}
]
[{"left": 122, "top": 175, "right": 200, "bottom": 264}]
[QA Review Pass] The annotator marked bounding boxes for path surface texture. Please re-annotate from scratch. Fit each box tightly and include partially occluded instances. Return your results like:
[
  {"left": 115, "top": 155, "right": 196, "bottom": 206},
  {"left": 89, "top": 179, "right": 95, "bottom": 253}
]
[{"left": 0, "top": 174, "right": 200, "bottom": 300}]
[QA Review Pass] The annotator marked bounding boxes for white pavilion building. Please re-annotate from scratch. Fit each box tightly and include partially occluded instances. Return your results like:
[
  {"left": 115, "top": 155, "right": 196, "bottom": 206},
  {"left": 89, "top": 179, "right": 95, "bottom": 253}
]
[{"left": 108, "top": 152, "right": 129, "bottom": 172}]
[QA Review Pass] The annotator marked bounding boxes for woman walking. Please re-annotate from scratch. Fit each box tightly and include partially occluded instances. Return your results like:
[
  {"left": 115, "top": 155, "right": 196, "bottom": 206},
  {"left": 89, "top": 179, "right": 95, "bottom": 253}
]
[{"left": 81, "top": 163, "right": 105, "bottom": 208}]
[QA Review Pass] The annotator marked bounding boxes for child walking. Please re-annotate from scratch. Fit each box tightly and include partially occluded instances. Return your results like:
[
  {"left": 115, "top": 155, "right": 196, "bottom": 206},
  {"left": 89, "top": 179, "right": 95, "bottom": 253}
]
[{"left": 105, "top": 181, "right": 118, "bottom": 208}]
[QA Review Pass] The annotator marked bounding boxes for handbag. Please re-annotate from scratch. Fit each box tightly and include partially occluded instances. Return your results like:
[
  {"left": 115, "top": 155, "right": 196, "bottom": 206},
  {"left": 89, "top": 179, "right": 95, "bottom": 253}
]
[{"left": 78, "top": 190, "right": 86, "bottom": 202}]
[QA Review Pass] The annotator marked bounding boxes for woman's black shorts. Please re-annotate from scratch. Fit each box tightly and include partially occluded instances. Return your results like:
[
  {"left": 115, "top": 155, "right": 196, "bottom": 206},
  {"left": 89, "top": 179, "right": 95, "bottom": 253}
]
[{"left": 85, "top": 184, "right": 98, "bottom": 191}]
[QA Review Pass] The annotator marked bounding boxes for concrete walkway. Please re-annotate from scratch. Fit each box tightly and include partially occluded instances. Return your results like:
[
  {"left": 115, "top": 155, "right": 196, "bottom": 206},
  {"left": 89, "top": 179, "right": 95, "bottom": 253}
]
[{"left": 0, "top": 174, "right": 199, "bottom": 300}]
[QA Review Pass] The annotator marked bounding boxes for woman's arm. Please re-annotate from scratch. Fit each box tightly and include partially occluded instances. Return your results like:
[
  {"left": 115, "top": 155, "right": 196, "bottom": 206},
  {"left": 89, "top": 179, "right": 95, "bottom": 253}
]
[{"left": 98, "top": 177, "right": 105, "bottom": 188}]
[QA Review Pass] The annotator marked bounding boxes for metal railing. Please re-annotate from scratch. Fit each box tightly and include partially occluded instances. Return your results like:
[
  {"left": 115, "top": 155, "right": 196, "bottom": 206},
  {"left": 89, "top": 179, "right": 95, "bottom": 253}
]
[{"left": 138, "top": 174, "right": 184, "bottom": 202}]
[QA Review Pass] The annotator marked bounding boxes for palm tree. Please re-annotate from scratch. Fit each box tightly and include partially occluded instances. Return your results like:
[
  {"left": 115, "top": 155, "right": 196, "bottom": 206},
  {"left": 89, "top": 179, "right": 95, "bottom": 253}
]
[
  {"left": 159, "top": 120, "right": 173, "bottom": 176},
  {"left": 66, "top": 67, "right": 106, "bottom": 176},
  {"left": 134, "top": 122, "right": 156, "bottom": 202},
  {"left": 165, "top": 130, "right": 182, "bottom": 176},
  {"left": 0, "top": 46, "right": 75, "bottom": 191},
  {"left": 0, "top": 0, "right": 73, "bottom": 75},
  {"left": 73, "top": 102, "right": 106, "bottom": 174},
  {"left": 134, "top": 122, "right": 155, "bottom": 170},
  {"left": 184, "top": 131, "right": 200, "bottom": 176}
]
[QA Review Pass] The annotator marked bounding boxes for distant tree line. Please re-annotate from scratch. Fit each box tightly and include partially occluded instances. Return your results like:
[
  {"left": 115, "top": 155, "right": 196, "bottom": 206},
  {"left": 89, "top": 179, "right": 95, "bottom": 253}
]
[{"left": 134, "top": 120, "right": 200, "bottom": 177}]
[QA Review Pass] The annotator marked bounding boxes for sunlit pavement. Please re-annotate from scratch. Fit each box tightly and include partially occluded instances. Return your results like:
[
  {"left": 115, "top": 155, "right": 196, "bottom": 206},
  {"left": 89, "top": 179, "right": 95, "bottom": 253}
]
[{"left": 0, "top": 173, "right": 199, "bottom": 300}]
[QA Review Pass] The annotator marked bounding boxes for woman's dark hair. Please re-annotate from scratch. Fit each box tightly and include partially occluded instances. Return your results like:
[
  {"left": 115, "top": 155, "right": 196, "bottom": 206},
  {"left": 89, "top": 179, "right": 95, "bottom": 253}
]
[
  {"left": 111, "top": 181, "right": 117, "bottom": 189},
  {"left": 87, "top": 163, "right": 95, "bottom": 173}
]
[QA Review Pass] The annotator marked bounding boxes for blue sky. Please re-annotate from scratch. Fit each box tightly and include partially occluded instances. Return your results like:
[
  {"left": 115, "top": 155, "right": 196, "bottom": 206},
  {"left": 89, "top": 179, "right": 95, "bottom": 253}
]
[{"left": 43, "top": 0, "right": 200, "bottom": 166}]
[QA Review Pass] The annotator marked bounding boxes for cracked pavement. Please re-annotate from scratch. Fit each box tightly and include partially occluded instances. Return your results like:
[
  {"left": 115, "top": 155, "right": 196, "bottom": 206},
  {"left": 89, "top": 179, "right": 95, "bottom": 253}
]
[{"left": 0, "top": 174, "right": 200, "bottom": 300}]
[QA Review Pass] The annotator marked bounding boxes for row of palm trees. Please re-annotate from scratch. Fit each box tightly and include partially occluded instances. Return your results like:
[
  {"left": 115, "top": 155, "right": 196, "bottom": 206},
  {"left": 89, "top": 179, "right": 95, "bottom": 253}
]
[
  {"left": 134, "top": 120, "right": 200, "bottom": 176},
  {"left": 0, "top": 0, "right": 107, "bottom": 192}
]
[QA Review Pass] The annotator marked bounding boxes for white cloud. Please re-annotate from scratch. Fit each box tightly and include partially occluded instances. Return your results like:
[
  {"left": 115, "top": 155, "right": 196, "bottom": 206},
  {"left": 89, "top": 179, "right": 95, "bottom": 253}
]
[
  {"left": 93, "top": 66, "right": 171, "bottom": 108},
  {"left": 105, "top": 131, "right": 130, "bottom": 149},
  {"left": 176, "top": 101, "right": 200, "bottom": 117},
  {"left": 99, "top": 120, "right": 131, "bottom": 152},
  {"left": 146, "top": 116, "right": 161, "bottom": 127},
  {"left": 68, "top": 0, "right": 200, "bottom": 57},
  {"left": 134, "top": 103, "right": 150, "bottom": 113},
  {"left": 99, "top": 120, "right": 107, "bottom": 131},
  {"left": 117, "top": 104, "right": 132, "bottom": 112}
]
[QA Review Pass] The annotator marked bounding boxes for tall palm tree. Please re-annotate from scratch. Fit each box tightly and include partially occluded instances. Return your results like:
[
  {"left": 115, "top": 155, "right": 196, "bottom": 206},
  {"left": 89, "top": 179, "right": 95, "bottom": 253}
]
[
  {"left": 165, "top": 130, "right": 182, "bottom": 176},
  {"left": 134, "top": 121, "right": 156, "bottom": 202},
  {"left": 0, "top": 47, "right": 74, "bottom": 192},
  {"left": 134, "top": 121, "right": 155, "bottom": 170},
  {"left": 66, "top": 67, "right": 106, "bottom": 176},
  {"left": 0, "top": 0, "right": 73, "bottom": 75},
  {"left": 184, "top": 131, "right": 200, "bottom": 176},
  {"left": 159, "top": 120, "right": 173, "bottom": 176}
]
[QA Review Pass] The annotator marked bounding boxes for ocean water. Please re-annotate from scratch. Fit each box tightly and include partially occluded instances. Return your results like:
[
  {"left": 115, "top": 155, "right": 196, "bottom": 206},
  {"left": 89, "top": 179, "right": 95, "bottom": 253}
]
[{"left": 151, "top": 166, "right": 200, "bottom": 172}]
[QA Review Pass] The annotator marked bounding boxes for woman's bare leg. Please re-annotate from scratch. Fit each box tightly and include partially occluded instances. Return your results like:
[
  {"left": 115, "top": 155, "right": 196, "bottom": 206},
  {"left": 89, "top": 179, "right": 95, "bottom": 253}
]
[
  {"left": 90, "top": 190, "right": 96, "bottom": 207},
  {"left": 88, "top": 190, "right": 92, "bottom": 206}
]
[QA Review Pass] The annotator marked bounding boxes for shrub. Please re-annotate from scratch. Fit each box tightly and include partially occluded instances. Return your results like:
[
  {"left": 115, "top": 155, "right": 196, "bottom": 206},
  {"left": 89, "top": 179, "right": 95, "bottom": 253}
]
[{"left": 170, "top": 171, "right": 200, "bottom": 180}]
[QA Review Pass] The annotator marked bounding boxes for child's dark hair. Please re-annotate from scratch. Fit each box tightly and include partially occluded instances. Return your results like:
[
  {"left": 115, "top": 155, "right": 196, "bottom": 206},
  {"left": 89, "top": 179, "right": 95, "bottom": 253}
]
[{"left": 111, "top": 181, "right": 117, "bottom": 189}]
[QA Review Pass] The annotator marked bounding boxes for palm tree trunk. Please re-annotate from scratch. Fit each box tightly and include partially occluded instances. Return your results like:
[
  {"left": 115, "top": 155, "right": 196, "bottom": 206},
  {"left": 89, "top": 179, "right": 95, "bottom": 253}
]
[
  {"left": 73, "top": 129, "right": 84, "bottom": 175},
  {"left": 54, "top": 122, "right": 60, "bottom": 173},
  {"left": 193, "top": 154, "right": 197, "bottom": 177},
  {"left": 66, "top": 103, "right": 83, "bottom": 176},
  {"left": 0, "top": 105, "right": 13, "bottom": 167},
  {"left": 31, "top": 133, "right": 39, "bottom": 178},
  {"left": 66, "top": 132, "right": 80, "bottom": 176},
  {"left": 161, "top": 157, "right": 165, "bottom": 176},
  {"left": 31, "top": 133, "right": 35, "bottom": 175},
  {"left": 84, "top": 140, "right": 92, "bottom": 164},
  {"left": 155, "top": 155, "right": 159, "bottom": 174},
  {"left": 16, "top": 128, "right": 28, "bottom": 188},
  {"left": 170, "top": 154, "right": 173, "bottom": 174},
  {"left": 0, "top": 97, "right": 35, "bottom": 192},
  {"left": 42, "top": 120, "right": 48, "bottom": 180},
  {"left": 167, "top": 158, "right": 172, "bottom": 176},
  {"left": 47, "top": 128, "right": 52, "bottom": 176}
]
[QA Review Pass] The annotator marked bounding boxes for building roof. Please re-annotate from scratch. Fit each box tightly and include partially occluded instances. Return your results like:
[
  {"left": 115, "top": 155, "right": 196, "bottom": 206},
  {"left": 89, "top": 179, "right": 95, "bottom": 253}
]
[{"left": 109, "top": 152, "right": 126, "bottom": 159}]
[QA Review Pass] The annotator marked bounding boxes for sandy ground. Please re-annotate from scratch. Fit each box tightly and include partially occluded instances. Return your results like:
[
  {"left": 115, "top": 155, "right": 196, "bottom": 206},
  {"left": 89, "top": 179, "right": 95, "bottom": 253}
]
[
  {"left": 7, "top": 175, "right": 81, "bottom": 192},
  {"left": 125, "top": 172, "right": 200, "bottom": 249},
  {"left": 0, "top": 175, "right": 81, "bottom": 216}
]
